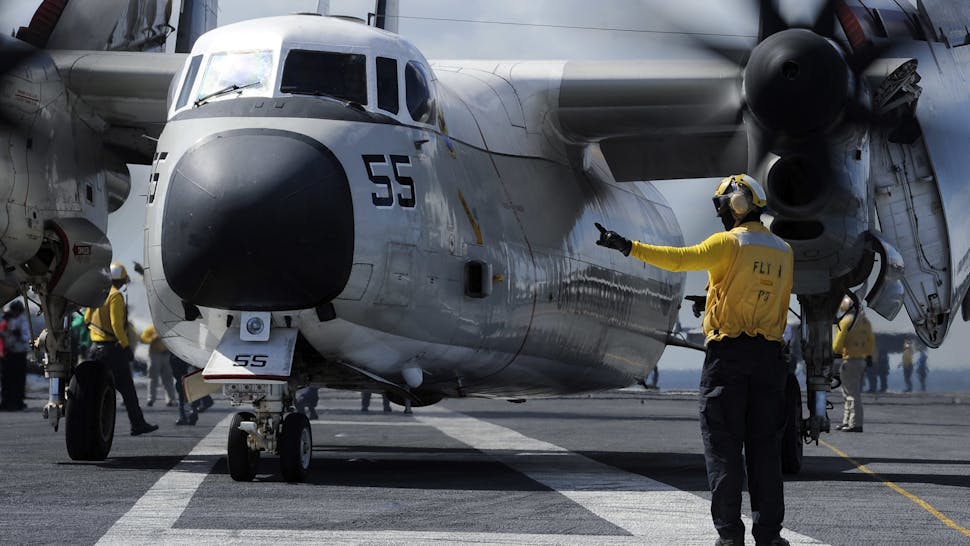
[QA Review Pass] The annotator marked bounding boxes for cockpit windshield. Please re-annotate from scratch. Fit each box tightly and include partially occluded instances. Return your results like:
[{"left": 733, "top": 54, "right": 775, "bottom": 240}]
[
  {"left": 281, "top": 50, "right": 367, "bottom": 105},
  {"left": 196, "top": 50, "right": 273, "bottom": 104}
]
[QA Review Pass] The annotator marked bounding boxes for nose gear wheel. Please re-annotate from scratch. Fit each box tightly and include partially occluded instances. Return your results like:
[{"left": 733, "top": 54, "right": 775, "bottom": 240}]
[
  {"left": 279, "top": 412, "right": 312, "bottom": 482},
  {"left": 227, "top": 412, "right": 260, "bottom": 481}
]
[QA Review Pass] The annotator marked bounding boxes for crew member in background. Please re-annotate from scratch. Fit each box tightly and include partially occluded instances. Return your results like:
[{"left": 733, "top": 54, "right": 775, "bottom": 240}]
[
  {"left": 296, "top": 387, "right": 320, "bottom": 419},
  {"left": 876, "top": 343, "right": 890, "bottom": 393},
  {"left": 170, "top": 353, "right": 196, "bottom": 425},
  {"left": 0, "top": 300, "right": 31, "bottom": 411},
  {"left": 70, "top": 311, "right": 91, "bottom": 363},
  {"left": 900, "top": 339, "right": 915, "bottom": 392},
  {"left": 916, "top": 344, "right": 928, "bottom": 391},
  {"left": 864, "top": 345, "right": 879, "bottom": 394},
  {"left": 596, "top": 174, "right": 794, "bottom": 546},
  {"left": 141, "top": 325, "right": 176, "bottom": 407},
  {"left": 85, "top": 262, "right": 157, "bottom": 436},
  {"left": 832, "top": 297, "right": 874, "bottom": 433},
  {"left": 361, "top": 391, "right": 391, "bottom": 412}
]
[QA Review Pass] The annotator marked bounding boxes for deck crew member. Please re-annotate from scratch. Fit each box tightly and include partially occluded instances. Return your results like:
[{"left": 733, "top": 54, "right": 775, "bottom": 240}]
[
  {"left": 86, "top": 262, "right": 158, "bottom": 436},
  {"left": 832, "top": 297, "right": 874, "bottom": 432},
  {"left": 596, "top": 174, "right": 794, "bottom": 546}
]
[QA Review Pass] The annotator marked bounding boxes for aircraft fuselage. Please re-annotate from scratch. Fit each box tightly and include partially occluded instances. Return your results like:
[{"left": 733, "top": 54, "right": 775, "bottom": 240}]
[{"left": 146, "top": 74, "right": 685, "bottom": 398}]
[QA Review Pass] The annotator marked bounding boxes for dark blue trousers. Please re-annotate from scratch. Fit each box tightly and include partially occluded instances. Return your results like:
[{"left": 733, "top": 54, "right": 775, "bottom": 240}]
[
  {"left": 700, "top": 335, "right": 787, "bottom": 543},
  {"left": 90, "top": 342, "right": 148, "bottom": 430}
]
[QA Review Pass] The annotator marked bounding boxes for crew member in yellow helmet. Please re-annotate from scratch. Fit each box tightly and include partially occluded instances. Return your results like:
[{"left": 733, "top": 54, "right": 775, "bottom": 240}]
[
  {"left": 595, "top": 174, "right": 794, "bottom": 546},
  {"left": 85, "top": 262, "right": 158, "bottom": 436},
  {"left": 832, "top": 296, "right": 874, "bottom": 433},
  {"left": 140, "top": 325, "right": 176, "bottom": 409}
]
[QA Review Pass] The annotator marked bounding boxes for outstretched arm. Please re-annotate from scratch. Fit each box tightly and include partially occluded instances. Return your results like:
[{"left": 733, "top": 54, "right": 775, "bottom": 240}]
[{"left": 629, "top": 233, "right": 735, "bottom": 273}]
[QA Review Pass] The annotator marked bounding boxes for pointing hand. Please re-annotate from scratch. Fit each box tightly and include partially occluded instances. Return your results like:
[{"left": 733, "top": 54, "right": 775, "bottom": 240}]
[{"left": 595, "top": 223, "right": 632, "bottom": 256}]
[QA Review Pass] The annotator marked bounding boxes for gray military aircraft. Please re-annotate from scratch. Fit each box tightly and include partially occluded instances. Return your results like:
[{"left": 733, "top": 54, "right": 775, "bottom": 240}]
[{"left": 4, "top": 0, "right": 970, "bottom": 482}]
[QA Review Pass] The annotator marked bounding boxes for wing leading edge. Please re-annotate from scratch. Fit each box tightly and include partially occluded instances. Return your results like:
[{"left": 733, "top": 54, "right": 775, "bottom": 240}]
[
  {"left": 556, "top": 59, "right": 746, "bottom": 181},
  {"left": 50, "top": 50, "right": 186, "bottom": 163}
]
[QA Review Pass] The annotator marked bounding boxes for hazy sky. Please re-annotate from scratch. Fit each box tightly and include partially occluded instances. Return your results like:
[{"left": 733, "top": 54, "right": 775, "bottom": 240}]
[{"left": 2, "top": 1, "right": 963, "bottom": 370}]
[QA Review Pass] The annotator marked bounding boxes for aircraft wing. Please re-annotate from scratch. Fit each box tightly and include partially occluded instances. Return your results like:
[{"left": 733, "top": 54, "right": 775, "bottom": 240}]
[
  {"left": 12, "top": 0, "right": 201, "bottom": 163},
  {"left": 556, "top": 59, "right": 747, "bottom": 180},
  {"left": 49, "top": 50, "right": 187, "bottom": 163}
]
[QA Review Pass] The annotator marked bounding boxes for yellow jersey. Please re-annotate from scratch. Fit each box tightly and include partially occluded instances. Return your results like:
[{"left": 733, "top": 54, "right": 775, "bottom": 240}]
[
  {"left": 832, "top": 313, "right": 875, "bottom": 359},
  {"left": 629, "top": 222, "right": 794, "bottom": 343},
  {"left": 140, "top": 326, "right": 168, "bottom": 354},
  {"left": 901, "top": 345, "right": 914, "bottom": 368},
  {"left": 84, "top": 286, "right": 130, "bottom": 348}
]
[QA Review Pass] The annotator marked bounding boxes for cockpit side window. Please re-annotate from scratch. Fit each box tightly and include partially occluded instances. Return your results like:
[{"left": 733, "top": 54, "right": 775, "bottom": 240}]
[
  {"left": 281, "top": 50, "right": 367, "bottom": 105},
  {"left": 196, "top": 50, "right": 273, "bottom": 104},
  {"left": 405, "top": 61, "right": 435, "bottom": 125},
  {"left": 376, "top": 57, "right": 399, "bottom": 114},
  {"left": 175, "top": 54, "right": 203, "bottom": 110}
]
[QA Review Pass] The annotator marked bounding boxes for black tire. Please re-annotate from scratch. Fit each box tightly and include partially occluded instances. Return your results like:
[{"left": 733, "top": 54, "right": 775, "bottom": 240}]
[
  {"left": 65, "top": 362, "right": 116, "bottom": 461},
  {"left": 782, "top": 373, "right": 804, "bottom": 475},
  {"left": 279, "top": 412, "right": 312, "bottom": 483},
  {"left": 227, "top": 412, "right": 260, "bottom": 482}
]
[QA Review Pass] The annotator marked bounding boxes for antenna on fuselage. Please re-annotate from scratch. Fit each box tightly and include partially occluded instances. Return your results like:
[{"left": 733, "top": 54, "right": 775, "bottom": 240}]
[
  {"left": 316, "top": 1, "right": 330, "bottom": 16},
  {"left": 369, "top": 0, "right": 399, "bottom": 33},
  {"left": 175, "top": 0, "right": 218, "bottom": 53}
]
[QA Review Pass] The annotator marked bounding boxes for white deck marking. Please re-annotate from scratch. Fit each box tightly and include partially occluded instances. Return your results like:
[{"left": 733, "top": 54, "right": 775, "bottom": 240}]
[
  {"left": 98, "top": 408, "right": 828, "bottom": 545},
  {"left": 96, "top": 414, "right": 232, "bottom": 545},
  {"left": 313, "top": 419, "right": 426, "bottom": 426},
  {"left": 416, "top": 407, "right": 826, "bottom": 545}
]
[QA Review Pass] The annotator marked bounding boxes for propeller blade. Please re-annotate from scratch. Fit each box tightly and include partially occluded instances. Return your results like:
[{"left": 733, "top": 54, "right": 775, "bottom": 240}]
[
  {"left": 846, "top": 42, "right": 892, "bottom": 74},
  {"left": 812, "top": 0, "right": 838, "bottom": 39},
  {"left": 0, "top": 38, "right": 39, "bottom": 129},
  {"left": 758, "top": 0, "right": 787, "bottom": 41},
  {"left": 0, "top": 46, "right": 35, "bottom": 78},
  {"left": 689, "top": 42, "right": 751, "bottom": 68}
]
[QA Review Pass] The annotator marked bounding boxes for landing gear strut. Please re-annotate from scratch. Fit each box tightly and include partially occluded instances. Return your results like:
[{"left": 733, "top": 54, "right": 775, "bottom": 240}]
[
  {"left": 35, "top": 292, "right": 119, "bottom": 460},
  {"left": 798, "top": 293, "right": 842, "bottom": 443}
]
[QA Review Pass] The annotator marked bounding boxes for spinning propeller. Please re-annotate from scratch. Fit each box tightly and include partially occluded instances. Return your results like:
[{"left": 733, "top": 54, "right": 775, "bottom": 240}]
[{"left": 679, "top": 0, "right": 916, "bottom": 213}]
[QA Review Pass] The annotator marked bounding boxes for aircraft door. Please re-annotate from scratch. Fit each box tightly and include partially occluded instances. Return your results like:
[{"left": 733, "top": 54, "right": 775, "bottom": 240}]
[{"left": 871, "top": 131, "right": 952, "bottom": 347}]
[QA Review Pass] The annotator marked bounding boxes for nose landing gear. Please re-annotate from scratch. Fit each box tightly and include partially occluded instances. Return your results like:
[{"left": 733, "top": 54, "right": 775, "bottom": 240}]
[{"left": 224, "top": 384, "right": 313, "bottom": 482}]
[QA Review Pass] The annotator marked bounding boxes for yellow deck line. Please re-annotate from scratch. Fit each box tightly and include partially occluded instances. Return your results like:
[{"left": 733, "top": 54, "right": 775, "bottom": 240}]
[{"left": 820, "top": 439, "right": 970, "bottom": 538}]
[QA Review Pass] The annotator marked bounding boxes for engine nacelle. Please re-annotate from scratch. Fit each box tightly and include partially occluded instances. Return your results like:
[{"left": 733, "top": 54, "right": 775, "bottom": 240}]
[{"left": 41, "top": 219, "right": 111, "bottom": 308}]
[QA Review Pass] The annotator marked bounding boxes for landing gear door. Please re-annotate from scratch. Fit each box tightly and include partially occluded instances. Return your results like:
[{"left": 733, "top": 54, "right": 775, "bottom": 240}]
[
  {"left": 203, "top": 328, "right": 298, "bottom": 384},
  {"left": 863, "top": 231, "right": 904, "bottom": 321},
  {"left": 871, "top": 132, "right": 951, "bottom": 347}
]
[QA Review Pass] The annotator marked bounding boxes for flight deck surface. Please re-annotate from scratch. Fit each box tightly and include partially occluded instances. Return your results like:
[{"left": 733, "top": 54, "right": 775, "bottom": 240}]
[{"left": 1, "top": 388, "right": 967, "bottom": 545}]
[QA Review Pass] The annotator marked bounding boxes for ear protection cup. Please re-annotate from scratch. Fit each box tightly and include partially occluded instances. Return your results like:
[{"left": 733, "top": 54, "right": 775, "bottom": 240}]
[{"left": 729, "top": 191, "right": 751, "bottom": 216}]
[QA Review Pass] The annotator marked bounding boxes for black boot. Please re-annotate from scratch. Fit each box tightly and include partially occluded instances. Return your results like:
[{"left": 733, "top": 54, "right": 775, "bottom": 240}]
[
  {"left": 175, "top": 403, "right": 198, "bottom": 426},
  {"left": 131, "top": 422, "right": 159, "bottom": 436}
]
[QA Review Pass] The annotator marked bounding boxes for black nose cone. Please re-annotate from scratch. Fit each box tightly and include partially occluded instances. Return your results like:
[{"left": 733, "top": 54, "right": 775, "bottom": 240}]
[{"left": 161, "top": 129, "right": 353, "bottom": 310}]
